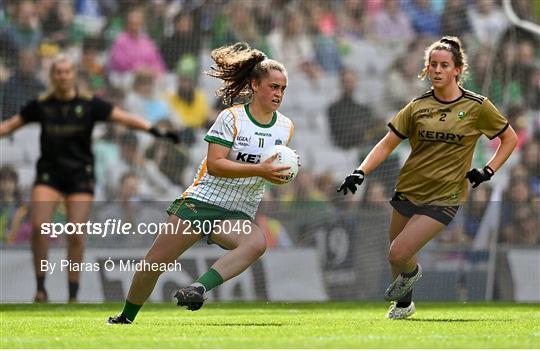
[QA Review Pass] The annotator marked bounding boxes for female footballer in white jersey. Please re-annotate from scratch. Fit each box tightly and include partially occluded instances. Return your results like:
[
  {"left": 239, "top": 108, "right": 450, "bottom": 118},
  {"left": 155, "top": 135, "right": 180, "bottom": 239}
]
[
  {"left": 109, "top": 42, "right": 295, "bottom": 324},
  {"left": 338, "top": 36, "right": 517, "bottom": 319}
]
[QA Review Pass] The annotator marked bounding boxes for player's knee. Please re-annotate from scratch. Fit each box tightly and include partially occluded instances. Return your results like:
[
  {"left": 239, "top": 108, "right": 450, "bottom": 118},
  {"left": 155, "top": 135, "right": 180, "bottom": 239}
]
[
  {"left": 246, "top": 236, "right": 267, "bottom": 258},
  {"left": 388, "top": 246, "right": 408, "bottom": 267}
]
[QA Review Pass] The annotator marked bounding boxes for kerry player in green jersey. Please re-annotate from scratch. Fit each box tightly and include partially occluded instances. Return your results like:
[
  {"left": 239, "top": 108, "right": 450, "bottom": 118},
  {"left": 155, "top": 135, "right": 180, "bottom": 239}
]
[
  {"left": 108, "top": 42, "right": 295, "bottom": 324},
  {"left": 338, "top": 36, "right": 517, "bottom": 319}
]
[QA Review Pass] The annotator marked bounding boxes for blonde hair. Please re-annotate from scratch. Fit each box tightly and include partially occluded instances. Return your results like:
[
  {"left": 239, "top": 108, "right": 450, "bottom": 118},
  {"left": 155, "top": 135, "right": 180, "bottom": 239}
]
[{"left": 49, "top": 53, "right": 76, "bottom": 77}]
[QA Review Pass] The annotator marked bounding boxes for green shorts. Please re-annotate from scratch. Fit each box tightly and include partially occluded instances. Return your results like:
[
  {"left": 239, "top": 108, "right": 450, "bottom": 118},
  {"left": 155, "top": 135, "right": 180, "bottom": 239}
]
[{"left": 166, "top": 198, "right": 252, "bottom": 248}]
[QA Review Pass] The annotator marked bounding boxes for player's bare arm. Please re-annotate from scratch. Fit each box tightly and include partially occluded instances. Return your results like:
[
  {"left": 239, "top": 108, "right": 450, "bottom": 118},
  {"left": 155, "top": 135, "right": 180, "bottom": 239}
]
[{"left": 0, "top": 115, "right": 25, "bottom": 137}]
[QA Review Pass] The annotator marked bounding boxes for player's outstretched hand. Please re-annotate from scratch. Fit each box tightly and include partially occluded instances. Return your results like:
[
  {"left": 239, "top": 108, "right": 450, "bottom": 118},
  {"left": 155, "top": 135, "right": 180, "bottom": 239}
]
[
  {"left": 466, "top": 165, "right": 494, "bottom": 188},
  {"left": 149, "top": 125, "right": 181, "bottom": 144},
  {"left": 337, "top": 170, "right": 365, "bottom": 195},
  {"left": 259, "top": 153, "right": 290, "bottom": 184}
]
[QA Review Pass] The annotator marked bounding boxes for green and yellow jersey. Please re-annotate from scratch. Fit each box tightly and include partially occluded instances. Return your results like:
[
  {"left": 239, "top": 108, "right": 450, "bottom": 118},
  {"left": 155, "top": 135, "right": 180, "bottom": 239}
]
[{"left": 388, "top": 88, "right": 508, "bottom": 205}]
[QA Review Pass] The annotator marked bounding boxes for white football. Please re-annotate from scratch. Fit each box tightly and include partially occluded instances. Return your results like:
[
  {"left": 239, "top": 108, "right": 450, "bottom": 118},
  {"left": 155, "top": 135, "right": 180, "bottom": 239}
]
[{"left": 261, "top": 145, "right": 299, "bottom": 184}]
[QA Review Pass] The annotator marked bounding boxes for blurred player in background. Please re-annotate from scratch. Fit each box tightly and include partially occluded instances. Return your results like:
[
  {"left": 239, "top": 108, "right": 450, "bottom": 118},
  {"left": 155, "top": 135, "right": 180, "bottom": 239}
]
[
  {"left": 0, "top": 55, "right": 179, "bottom": 302},
  {"left": 108, "top": 42, "right": 295, "bottom": 324},
  {"left": 337, "top": 36, "right": 517, "bottom": 319}
]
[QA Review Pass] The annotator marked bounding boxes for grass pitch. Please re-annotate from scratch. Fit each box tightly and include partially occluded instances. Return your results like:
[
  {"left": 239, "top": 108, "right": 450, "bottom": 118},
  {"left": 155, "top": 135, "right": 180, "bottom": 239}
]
[{"left": 1, "top": 302, "right": 538, "bottom": 348}]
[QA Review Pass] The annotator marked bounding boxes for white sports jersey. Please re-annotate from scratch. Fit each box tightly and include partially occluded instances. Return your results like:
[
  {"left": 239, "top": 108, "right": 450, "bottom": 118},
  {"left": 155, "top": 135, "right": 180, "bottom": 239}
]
[{"left": 182, "top": 104, "right": 294, "bottom": 219}]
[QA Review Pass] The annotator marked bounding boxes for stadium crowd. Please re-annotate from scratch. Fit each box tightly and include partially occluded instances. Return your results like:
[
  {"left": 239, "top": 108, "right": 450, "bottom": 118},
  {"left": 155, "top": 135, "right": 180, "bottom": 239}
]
[{"left": 0, "top": 0, "right": 539, "bottom": 248}]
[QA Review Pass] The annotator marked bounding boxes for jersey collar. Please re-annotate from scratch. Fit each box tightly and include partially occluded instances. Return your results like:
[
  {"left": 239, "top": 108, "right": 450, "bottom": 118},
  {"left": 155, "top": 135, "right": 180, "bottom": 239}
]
[
  {"left": 431, "top": 87, "right": 465, "bottom": 104},
  {"left": 244, "top": 104, "right": 277, "bottom": 128}
]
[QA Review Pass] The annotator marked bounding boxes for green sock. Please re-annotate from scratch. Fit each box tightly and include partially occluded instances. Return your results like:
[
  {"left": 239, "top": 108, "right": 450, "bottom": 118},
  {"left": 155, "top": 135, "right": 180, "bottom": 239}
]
[
  {"left": 121, "top": 300, "right": 143, "bottom": 322},
  {"left": 196, "top": 268, "right": 224, "bottom": 292}
]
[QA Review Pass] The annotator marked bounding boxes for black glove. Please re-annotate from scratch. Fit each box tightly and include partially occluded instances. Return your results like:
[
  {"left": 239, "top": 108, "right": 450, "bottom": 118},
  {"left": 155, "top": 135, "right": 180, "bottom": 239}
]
[
  {"left": 149, "top": 126, "right": 180, "bottom": 144},
  {"left": 337, "top": 170, "right": 365, "bottom": 195},
  {"left": 466, "top": 165, "right": 494, "bottom": 188}
]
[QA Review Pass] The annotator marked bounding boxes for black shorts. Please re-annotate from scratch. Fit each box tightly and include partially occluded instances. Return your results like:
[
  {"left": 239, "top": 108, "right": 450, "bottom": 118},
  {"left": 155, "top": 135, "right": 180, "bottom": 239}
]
[
  {"left": 34, "top": 169, "right": 95, "bottom": 195},
  {"left": 389, "top": 192, "right": 459, "bottom": 225}
]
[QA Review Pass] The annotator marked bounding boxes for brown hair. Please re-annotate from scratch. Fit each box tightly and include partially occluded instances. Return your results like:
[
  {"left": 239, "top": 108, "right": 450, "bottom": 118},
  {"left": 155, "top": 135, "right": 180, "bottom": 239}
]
[
  {"left": 419, "top": 36, "right": 469, "bottom": 85},
  {"left": 206, "top": 42, "right": 287, "bottom": 105}
]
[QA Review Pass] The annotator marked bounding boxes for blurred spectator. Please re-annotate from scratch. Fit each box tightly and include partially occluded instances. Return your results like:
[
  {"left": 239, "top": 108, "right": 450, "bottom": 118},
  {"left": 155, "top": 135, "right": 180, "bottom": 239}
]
[
  {"left": 125, "top": 69, "right": 170, "bottom": 124},
  {"left": 0, "top": 0, "right": 42, "bottom": 68},
  {"left": 465, "top": 49, "right": 521, "bottom": 108},
  {"left": 108, "top": 7, "right": 165, "bottom": 75},
  {"left": 0, "top": 0, "right": 18, "bottom": 28},
  {"left": 104, "top": 132, "right": 178, "bottom": 200},
  {"left": 327, "top": 67, "right": 379, "bottom": 149},
  {"left": 338, "top": 5, "right": 382, "bottom": 86},
  {"left": 362, "top": 179, "right": 391, "bottom": 213},
  {"left": 281, "top": 170, "right": 332, "bottom": 237},
  {"left": 405, "top": 0, "right": 440, "bottom": 37},
  {"left": 315, "top": 171, "right": 337, "bottom": 201},
  {"left": 44, "top": 1, "right": 86, "bottom": 48},
  {"left": 37, "top": 0, "right": 60, "bottom": 37},
  {"left": 440, "top": 0, "right": 472, "bottom": 39},
  {"left": 520, "top": 138, "right": 540, "bottom": 199},
  {"left": 227, "top": 1, "right": 270, "bottom": 55},
  {"left": 463, "top": 184, "right": 492, "bottom": 241},
  {"left": 384, "top": 48, "right": 428, "bottom": 111},
  {"left": 145, "top": 0, "right": 167, "bottom": 45},
  {"left": 253, "top": 0, "right": 273, "bottom": 36},
  {"left": 92, "top": 171, "right": 164, "bottom": 247},
  {"left": 78, "top": 37, "right": 107, "bottom": 95},
  {"left": 95, "top": 171, "right": 142, "bottom": 226},
  {"left": 513, "top": 40, "right": 537, "bottom": 101},
  {"left": 0, "top": 165, "right": 30, "bottom": 244},
  {"left": 468, "top": 0, "right": 509, "bottom": 48},
  {"left": 93, "top": 120, "right": 126, "bottom": 194},
  {"left": 310, "top": 3, "right": 342, "bottom": 73},
  {"left": 74, "top": 0, "right": 104, "bottom": 17},
  {"left": 336, "top": 0, "right": 364, "bottom": 36},
  {"left": 117, "top": 172, "right": 140, "bottom": 202},
  {"left": 370, "top": 0, "right": 414, "bottom": 44},
  {"left": 160, "top": 10, "right": 202, "bottom": 71},
  {"left": 1, "top": 49, "right": 45, "bottom": 120},
  {"left": 210, "top": 1, "right": 236, "bottom": 49},
  {"left": 362, "top": 0, "right": 384, "bottom": 18},
  {"left": 210, "top": 1, "right": 269, "bottom": 54},
  {"left": 167, "top": 56, "right": 210, "bottom": 129},
  {"left": 491, "top": 105, "right": 530, "bottom": 152},
  {"left": 499, "top": 176, "right": 540, "bottom": 245},
  {"left": 145, "top": 120, "right": 193, "bottom": 187},
  {"left": 528, "top": 65, "right": 540, "bottom": 110},
  {"left": 267, "top": 9, "right": 319, "bottom": 78}
]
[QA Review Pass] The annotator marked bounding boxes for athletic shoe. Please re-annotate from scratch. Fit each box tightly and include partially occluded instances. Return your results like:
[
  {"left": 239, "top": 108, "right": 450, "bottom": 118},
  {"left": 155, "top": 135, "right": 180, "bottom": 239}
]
[
  {"left": 107, "top": 314, "right": 132, "bottom": 324},
  {"left": 384, "top": 264, "right": 423, "bottom": 301},
  {"left": 174, "top": 286, "right": 205, "bottom": 311},
  {"left": 386, "top": 301, "right": 416, "bottom": 319}
]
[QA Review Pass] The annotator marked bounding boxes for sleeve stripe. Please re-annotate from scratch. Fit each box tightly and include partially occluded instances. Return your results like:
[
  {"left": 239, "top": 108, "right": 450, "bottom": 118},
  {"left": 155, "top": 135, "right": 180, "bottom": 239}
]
[
  {"left": 489, "top": 122, "right": 509, "bottom": 140},
  {"left": 204, "top": 135, "right": 233, "bottom": 148},
  {"left": 287, "top": 121, "right": 294, "bottom": 146},
  {"left": 182, "top": 159, "right": 208, "bottom": 198},
  {"left": 388, "top": 123, "right": 407, "bottom": 139},
  {"left": 227, "top": 107, "right": 238, "bottom": 139}
]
